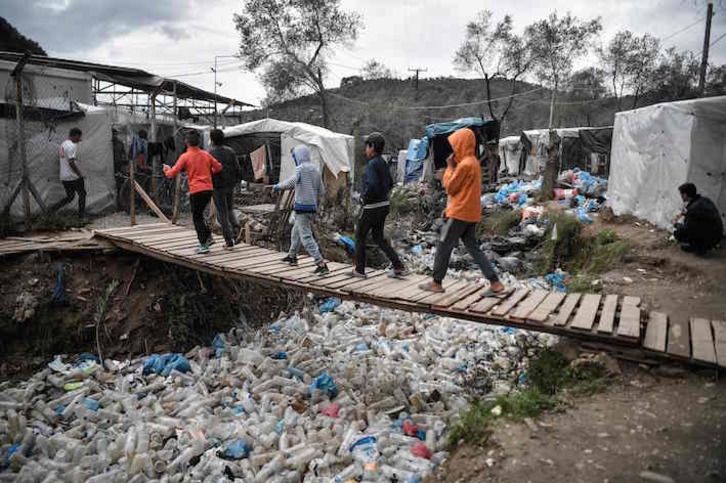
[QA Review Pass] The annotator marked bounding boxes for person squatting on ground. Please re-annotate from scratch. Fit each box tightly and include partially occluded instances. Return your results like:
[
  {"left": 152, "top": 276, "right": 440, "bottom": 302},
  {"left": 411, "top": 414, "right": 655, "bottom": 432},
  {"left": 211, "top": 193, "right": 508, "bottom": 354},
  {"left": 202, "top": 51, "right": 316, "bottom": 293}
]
[
  {"left": 51, "top": 127, "right": 86, "bottom": 219},
  {"left": 209, "top": 129, "right": 241, "bottom": 248},
  {"left": 352, "top": 132, "right": 407, "bottom": 278},
  {"left": 419, "top": 128, "right": 507, "bottom": 296},
  {"left": 672, "top": 182, "right": 723, "bottom": 255},
  {"left": 163, "top": 131, "right": 222, "bottom": 254},
  {"left": 273, "top": 145, "right": 330, "bottom": 275}
]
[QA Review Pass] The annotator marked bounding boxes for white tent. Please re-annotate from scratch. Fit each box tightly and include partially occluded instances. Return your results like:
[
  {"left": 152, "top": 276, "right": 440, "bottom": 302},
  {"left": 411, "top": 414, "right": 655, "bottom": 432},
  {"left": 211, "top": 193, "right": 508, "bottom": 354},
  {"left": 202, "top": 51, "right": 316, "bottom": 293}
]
[
  {"left": 607, "top": 96, "right": 726, "bottom": 229},
  {"left": 223, "top": 119, "right": 354, "bottom": 184},
  {"left": 0, "top": 103, "right": 115, "bottom": 217}
]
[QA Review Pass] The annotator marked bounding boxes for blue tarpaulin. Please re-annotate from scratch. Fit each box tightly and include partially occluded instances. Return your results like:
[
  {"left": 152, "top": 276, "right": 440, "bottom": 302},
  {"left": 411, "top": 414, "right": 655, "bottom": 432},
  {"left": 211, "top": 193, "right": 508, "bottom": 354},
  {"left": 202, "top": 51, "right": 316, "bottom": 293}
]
[
  {"left": 142, "top": 354, "right": 191, "bottom": 377},
  {"left": 424, "top": 117, "right": 487, "bottom": 138},
  {"left": 404, "top": 137, "right": 428, "bottom": 183}
]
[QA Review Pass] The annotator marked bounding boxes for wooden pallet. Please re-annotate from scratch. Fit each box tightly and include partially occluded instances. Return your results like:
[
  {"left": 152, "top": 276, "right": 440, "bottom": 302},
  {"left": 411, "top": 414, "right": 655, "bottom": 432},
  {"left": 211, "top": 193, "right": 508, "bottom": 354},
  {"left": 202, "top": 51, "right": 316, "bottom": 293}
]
[{"left": 93, "top": 225, "right": 726, "bottom": 369}]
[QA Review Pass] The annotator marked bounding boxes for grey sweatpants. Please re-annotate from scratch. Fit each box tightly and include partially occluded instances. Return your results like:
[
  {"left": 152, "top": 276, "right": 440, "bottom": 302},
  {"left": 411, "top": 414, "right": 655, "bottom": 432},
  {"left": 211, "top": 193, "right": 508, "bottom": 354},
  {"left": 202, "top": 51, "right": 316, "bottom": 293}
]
[
  {"left": 433, "top": 218, "right": 499, "bottom": 284},
  {"left": 289, "top": 212, "right": 323, "bottom": 263}
]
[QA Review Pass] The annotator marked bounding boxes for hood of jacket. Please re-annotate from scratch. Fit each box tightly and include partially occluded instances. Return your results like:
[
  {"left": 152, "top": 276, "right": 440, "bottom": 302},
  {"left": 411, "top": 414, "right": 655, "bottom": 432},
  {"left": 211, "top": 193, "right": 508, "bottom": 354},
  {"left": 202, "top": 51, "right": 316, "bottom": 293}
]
[
  {"left": 292, "top": 145, "right": 311, "bottom": 166},
  {"left": 448, "top": 128, "right": 476, "bottom": 165}
]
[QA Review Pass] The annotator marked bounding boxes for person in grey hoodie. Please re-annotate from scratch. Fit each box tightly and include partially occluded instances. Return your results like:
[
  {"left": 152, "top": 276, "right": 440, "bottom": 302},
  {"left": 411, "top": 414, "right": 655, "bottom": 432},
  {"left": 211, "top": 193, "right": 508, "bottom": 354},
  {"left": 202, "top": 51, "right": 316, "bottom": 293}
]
[{"left": 272, "top": 145, "right": 330, "bottom": 275}]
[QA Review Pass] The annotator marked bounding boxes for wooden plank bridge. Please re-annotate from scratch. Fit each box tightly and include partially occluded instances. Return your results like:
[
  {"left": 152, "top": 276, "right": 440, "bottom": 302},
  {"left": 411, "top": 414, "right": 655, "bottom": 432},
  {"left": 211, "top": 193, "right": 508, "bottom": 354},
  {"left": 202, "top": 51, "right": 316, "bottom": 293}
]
[{"left": 94, "top": 224, "right": 726, "bottom": 370}]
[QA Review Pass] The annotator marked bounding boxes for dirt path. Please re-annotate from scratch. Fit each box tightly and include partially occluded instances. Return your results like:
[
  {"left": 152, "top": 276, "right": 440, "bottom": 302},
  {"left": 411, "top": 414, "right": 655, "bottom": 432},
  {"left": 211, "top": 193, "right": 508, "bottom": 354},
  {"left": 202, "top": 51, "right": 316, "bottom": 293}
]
[{"left": 432, "top": 368, "right": 726, "bottom": 482}]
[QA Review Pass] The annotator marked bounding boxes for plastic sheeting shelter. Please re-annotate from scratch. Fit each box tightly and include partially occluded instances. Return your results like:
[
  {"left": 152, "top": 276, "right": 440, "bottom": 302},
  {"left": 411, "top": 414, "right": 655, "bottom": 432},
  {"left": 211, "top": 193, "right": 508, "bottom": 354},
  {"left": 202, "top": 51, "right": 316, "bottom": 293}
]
[
  {"left": 607, "top": 96, "right": 726, "bottom": 229},
  {"left": 1, "top": 104, "right": 115, "bottom": 218},
  {"left": 223, "top": 119, "right": 353, "bottom": 190},
  {"left": 517, "top": 127, "right": 612, "bottom": 176}
]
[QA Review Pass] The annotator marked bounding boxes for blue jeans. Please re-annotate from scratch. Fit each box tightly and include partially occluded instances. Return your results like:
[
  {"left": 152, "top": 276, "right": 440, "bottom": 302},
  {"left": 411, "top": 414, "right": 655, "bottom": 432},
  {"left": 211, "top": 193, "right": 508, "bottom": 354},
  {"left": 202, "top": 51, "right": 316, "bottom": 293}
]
[{"left": 289, "top": 212, "right": 323, "bottom": 263}]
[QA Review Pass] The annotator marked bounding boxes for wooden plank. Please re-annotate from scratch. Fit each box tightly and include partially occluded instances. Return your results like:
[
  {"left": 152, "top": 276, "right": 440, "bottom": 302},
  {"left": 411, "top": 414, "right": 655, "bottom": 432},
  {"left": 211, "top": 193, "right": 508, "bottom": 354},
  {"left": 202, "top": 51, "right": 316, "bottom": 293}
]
[
  {"left": 134, "top": 180, "right": 171, "bottom": 223},
  {"left": 283, "top": 264, "right": 350, "bottom": 282},
  {"left": 570, "top": 294, "right": 602, "bottom": 331},
  {"left": 226, "top": 253, "right": 285, "bottom": 269},
  {"left": 350, "top": 274, "right": 401, "bottom": 296},
  {"left": 468, "top": 297, "right": 500, "bottom": 314},
  {"left": 596, "top": 295, "right": 619, "bottom": 334},
  {"left": 643, "top": 312, "right": 668, "bottom": 353},
  {"left": 370, "top": 276, "right": 422, "bottom": 298},
  {"left": 142, "top": 235, "right": 203, "bottom": 248},
  {"left": 451, "top": 291, "right": 485, "bottom": 312},
  {"left": 491, "top": 288, "right": 530, "bottom": 317},
  {"left": 711, "top": 320, "right": 726, "bottom": 368},
  {"left": 527, "top": 292, "right": 566, "bottom": 323},
  {"left": 417, "top": 279, "right": 470, "bottom": 305},
  {"left": 550, "top": 293, "right": 581, "bottom": 327},
  {"left": 690, "top": 318, "right": 717, "bottom": 364},
  {"left": 509, "top": 290, "right": 549, "bottom": 320},
  {"left": 666, "top": 317, "right": 690, "bottom": 359},
  {"left": 124, "top": 226, "right": 187, "bottom": 239},
  {"left": 616, "top": 296, "right": 641, "bottom": 339},
  {"left": 433, "top": 281, "right": 486, "bottom": 309},
  {"left": 250, "top": 259, "right": 317, "bottom": 275},
  {"left": 95, "top": 223, "right": 169, "bottom": 235},
  {"left": 318, "top": 270, "right": 386, "bottom": 290},
  {"left": 401, "top": 277, "right": 462, "bottom": 303}
]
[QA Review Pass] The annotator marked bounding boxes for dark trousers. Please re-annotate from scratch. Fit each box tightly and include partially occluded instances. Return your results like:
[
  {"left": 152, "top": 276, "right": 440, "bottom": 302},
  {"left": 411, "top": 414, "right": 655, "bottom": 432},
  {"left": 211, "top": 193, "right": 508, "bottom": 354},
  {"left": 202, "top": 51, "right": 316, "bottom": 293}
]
[
  {"left": 355, "top": 205, "right": 403, "bottom": 273},
  {"left": 213, "top": 188, "right": 239, "bottom": 245},
  {"left": 433, "top": 218, "right": 499, "bottom": 284},
  {"left": 51, "top": 178, "right": 86, "bottom": 217},
  {"left": 191, "top": 190, "right": 213, "bottom": 245},
  {"left": 674, "top": 223, "right": 718, "bottom": 254}
]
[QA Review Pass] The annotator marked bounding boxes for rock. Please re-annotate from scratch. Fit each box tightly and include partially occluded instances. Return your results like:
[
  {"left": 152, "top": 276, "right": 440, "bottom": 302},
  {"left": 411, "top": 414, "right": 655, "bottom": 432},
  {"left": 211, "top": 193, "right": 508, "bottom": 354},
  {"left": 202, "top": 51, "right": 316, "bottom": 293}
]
[
  {"left": 623, "top": 276, "right": 634, "bottom": 284},
  {"left": 490, "top": 405, "right": 502, "bottom": 417},
  {"left": 570, "top": 352, "right": 620, "bottom": 377},
  {"left": 639, "top": 471, "right": 675, "bottom": 483},
  {"left": 497, "top": 257, "right": 525, "bottom": 274},
  {"left": 653, "top": 365, "right": 687, "bottom": 378}
]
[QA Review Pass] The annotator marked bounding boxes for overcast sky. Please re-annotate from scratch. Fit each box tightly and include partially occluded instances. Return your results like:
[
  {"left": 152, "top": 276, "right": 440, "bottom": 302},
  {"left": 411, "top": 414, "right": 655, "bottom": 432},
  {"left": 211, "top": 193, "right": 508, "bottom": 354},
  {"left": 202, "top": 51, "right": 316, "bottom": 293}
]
[{"left": 4, "top": 0, "right": 726, "bottom": 106}]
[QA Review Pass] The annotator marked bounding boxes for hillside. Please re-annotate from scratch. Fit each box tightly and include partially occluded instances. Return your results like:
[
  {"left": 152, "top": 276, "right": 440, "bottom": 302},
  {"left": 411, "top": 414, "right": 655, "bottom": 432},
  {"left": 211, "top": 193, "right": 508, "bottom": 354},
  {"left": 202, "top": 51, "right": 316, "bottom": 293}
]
[{"left": 238, "top": 77, "right": 620, "bottom": 152}]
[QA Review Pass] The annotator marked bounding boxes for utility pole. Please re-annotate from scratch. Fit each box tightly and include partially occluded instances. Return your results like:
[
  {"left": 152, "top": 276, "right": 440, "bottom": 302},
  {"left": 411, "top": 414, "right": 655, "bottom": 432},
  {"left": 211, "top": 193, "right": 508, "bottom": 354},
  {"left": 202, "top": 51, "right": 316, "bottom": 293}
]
[
  {"left": 408, "top": 67, "right": 427, "bottom": 97},
  {"left": 698, "top": 1, "right": 714, "bottom": 96},
  {"left": 212, "top": 54, "right": 238, "bottom": 127}
]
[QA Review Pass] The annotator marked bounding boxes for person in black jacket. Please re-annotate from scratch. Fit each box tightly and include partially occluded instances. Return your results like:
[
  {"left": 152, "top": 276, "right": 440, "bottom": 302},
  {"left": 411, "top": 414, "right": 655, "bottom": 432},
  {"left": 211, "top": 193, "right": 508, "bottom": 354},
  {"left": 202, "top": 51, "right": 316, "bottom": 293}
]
[
  {"left": 352, "top": 133, "right": 407, "bottom": 278},
  {"left": 209, "top": 129, "right": 241, "bottom": 249},
  {"left": 672, "top": 182, "right": 723, "bottom": 254}
]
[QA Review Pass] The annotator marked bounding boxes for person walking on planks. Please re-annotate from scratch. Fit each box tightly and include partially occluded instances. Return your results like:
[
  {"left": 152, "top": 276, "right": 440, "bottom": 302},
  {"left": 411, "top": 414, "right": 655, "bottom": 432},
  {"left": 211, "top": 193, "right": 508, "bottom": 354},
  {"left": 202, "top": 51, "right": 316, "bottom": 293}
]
[
  {"left": 209, "top": 129, "right": 241, "bottom": 249},
  {"left": 163, "top": 131, "right": 222, "bottom": 254},
  {"left": 272, "top": 145, "right": 330, "bottom": 275},
  {"left": 351, "top": 132, "right": 407, "bottom": 278},
  {"left": 419, "top": 128, "right": 507, "bottom": 296},
  {"left": 51, "top": 127, "right": 86, "bottom": 219}
]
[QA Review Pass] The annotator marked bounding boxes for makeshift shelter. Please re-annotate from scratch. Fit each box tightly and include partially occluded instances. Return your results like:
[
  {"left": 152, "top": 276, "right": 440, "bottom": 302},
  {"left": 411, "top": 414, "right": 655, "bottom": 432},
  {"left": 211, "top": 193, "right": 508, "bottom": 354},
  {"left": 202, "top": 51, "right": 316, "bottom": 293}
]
[
  {"left": 607, "top": 96, "right": 726, "bottom": 229},
  {"left": 403, "top": 117, "right": 499, "bottom": 184},
  {"left": 1, "top": 103, "right": 115, "bottom": 217},
  {"left": 498, "top": 135, "right": 522, "bottom": 176},
  {"left": 517, "top": 127, "right": 612, "bottom": 176},
  {"left": 223, "top": 119, "right": 354, "bottom": 196}
]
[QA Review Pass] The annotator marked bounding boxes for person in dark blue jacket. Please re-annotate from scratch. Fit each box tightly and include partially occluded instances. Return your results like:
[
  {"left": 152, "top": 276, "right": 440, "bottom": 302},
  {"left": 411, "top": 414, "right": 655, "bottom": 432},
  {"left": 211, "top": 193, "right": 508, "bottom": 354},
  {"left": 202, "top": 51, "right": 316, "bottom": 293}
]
[{"left": 352, "top": 132, "right": 407, "bottom": 278}]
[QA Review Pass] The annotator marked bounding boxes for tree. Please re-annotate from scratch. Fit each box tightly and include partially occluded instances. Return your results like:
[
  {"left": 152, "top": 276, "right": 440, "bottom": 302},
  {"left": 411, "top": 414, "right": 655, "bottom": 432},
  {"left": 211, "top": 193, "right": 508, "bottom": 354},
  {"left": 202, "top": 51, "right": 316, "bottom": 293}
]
[
  {"left": 361, "top": 59, "right": 394, "bottom": 80},
  {"left": 524, "top": 12, "right": 602, "bottom": 128},
  {"left": 650, "top": 47, "right": 700, "bottom": 102},
  {"left": 453, "top": 11, "right": 532, "bottom": 131},
  {"left": 706, "top": 64, "right": 726, "bottom": 96},
  {"left": 563, "top": 67, "right": 606, "bottom": 126},
  {"left": 0, "top": 17, "right": 46, "bottom": 55},
  {"left": 234, "top": 0, "right": 362, "bottom": 128},
  {"left": 599, "top": 31, "right": 659, "bottom": 109},
  {"left": 524, "top": 12, "right": 601, "bottom": 200}
]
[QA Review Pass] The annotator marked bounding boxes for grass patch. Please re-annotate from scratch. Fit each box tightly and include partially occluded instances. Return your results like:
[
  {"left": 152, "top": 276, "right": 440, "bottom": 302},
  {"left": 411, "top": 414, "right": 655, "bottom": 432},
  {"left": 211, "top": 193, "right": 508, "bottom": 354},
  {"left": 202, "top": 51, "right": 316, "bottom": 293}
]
[
  {"left": 536, "top": 216, "right": 630, "bottom": 281},
  {"left": 447, "top": 348, "right": 612, "bottom": 448},
  {"left": 479, "top": 209, "right": 522, "bottom": 236},
  {"left": 389, "top": 187, "right": 413, "bottom": 216}
]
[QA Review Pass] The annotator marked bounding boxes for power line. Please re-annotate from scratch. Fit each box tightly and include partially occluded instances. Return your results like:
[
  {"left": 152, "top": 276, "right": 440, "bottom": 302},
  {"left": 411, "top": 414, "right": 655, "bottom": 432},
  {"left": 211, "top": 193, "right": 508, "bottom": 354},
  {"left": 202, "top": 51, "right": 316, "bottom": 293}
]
[
  {"left": 661, "top": 16, "right": 707, "bottom": 42},
  {"left": 710, "top": 31, "right": 726, "bottom": 46}
]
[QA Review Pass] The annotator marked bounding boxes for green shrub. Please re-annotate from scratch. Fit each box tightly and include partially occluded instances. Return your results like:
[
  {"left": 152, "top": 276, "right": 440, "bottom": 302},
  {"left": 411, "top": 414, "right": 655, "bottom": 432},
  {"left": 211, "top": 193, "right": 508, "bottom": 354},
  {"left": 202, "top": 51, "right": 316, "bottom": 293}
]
[{"left": 480, "top": 209, "right": 522, "bottom": 236}]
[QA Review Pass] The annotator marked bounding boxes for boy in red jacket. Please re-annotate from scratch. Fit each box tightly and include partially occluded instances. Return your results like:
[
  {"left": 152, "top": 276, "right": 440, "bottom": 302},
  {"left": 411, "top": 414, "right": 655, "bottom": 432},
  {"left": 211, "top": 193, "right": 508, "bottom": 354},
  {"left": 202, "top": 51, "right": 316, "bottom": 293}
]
[{"left": 163, "top": 131, "right": 222, "bottom": 254}]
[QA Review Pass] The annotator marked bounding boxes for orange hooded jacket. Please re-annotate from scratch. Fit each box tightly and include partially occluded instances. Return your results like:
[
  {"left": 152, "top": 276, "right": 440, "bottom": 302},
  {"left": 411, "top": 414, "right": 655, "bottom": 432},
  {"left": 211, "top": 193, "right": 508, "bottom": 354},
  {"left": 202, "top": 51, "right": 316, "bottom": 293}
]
[{"left": 443, "top": 128, "right": 481, "bottom": 223}]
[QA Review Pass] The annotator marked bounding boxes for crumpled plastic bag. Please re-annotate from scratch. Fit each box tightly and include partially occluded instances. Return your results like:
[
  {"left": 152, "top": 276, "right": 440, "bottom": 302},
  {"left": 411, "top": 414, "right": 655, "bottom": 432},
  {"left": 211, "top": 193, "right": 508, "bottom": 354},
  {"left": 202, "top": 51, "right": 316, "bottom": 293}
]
[
  {"left": 309, "top": 372, "right": 338, "bottom": 398},
  {"left": 142, "top": 353, "right": 191, "bottom": 377},
  {"left": 319, "top": 298, "right": 341, "bottom": 313},
  {"left": 221, "top": 439, "right": 251, "bottom": 460}
]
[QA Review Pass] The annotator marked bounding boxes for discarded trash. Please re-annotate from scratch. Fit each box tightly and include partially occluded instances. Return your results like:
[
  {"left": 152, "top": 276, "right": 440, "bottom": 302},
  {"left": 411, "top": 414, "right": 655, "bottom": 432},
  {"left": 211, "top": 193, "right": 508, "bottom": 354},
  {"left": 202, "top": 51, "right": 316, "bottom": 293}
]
[
  {"left": 221, "top": 439, "right": 251, "bottom": 460},
  {"left": 309, "top": 372, "right": 339, "bottom": 398},
  {"left": 142, "top": 353, "right": 191, "bottom": 376},
  {"left": 320, "top": 297, "right": 342, "bottom": 313}
]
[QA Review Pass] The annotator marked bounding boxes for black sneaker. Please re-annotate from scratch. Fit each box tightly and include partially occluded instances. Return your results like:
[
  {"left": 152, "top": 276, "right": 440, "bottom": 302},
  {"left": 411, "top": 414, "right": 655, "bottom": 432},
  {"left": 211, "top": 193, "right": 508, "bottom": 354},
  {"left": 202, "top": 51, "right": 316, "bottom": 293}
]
[
  {"left": 282, "top": 255, "right": 298, "bottom": 266},
  {"left": 313, "top": 263, "right": 329, "bottom": 276}
]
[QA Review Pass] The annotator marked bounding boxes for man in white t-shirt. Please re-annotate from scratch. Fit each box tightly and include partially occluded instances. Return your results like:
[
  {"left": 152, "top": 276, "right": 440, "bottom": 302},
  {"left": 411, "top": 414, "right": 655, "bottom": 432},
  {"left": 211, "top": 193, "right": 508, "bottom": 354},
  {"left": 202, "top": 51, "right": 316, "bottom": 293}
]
[{"left": 51, "top": 127, "right": 86, "bottom": 218}]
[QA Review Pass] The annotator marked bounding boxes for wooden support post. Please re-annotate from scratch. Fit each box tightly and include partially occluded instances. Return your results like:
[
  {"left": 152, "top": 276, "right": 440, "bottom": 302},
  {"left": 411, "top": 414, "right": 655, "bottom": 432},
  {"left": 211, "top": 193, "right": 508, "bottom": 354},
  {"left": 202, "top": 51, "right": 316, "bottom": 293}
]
[
  {"left": 133, "top": 180, "right": 171, "bottom": 224},
  {"left": 12, "top": 55, "right": 32, "bottom": 231},
  {"left": 171, "top": 82, "right": 181, "bottom": 225},
  {"left": 129, "top": 158, "right": 136, "bottom": 226},
  {"left": 150, "top": 92, "right": 158, "bottom": 204}
]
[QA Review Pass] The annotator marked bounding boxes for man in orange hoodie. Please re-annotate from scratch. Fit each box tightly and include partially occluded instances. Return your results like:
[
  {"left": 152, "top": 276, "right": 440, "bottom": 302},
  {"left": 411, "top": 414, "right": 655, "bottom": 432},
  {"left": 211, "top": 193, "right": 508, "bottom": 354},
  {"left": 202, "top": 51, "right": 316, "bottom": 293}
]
[
  {"left": 419, "top": 128, "right": 506, "bottom": 295},
  {"left": 163, "top": 131, "right": 223, "bottom": 254}
]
